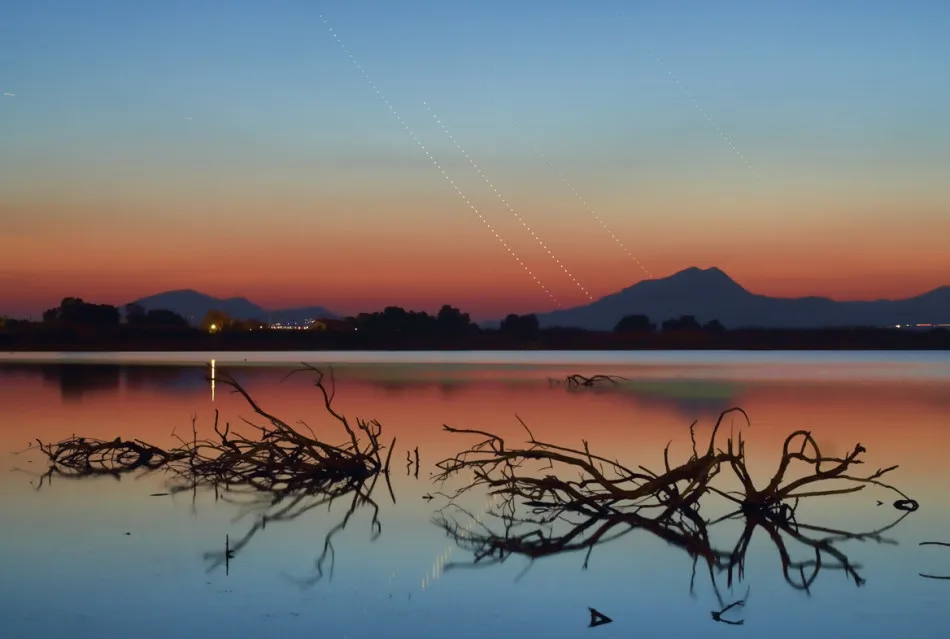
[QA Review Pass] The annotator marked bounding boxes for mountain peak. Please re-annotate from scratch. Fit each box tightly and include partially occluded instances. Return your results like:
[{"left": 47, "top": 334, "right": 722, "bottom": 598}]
[
  {"left": 649, "top": 266, "right": 747, "bottom": 295},
  {"left": 668, "top": 266, "right": 733, "bottom": 281}
]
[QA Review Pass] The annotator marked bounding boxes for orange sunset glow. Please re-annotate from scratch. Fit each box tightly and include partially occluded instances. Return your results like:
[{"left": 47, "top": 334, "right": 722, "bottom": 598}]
[{"left": 3, "top": 4, "right": 949, "bottom": 320}]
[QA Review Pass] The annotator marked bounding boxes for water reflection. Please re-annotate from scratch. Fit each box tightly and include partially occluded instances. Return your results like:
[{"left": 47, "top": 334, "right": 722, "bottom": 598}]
[
  {"left": 42, "top": 364, "right": 121, "bottom": 402},
  {"left": 2, "top": 358, "right": 950, "bottom": 637},
  {"left": 426, "top": 404, "right": 920, "bottom": 627},
  {"left": 5, "top": 362, "right": 749, "bottom": 418}
]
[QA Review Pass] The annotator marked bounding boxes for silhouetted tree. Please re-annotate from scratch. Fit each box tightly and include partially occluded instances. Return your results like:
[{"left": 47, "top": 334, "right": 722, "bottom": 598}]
[
  {"left": 435, "top": 305, "right": 474, "bottom": 337},
  {"left": 500, "top": 314, "right": 541, "bottom": 341},
  {"left": 124, "top": 303, "right": 147, "bottom": 325},
  {"left": 662, "top": 315, "right": 702, "bottom": 332},
  {"left": 703, "top": 319, "right": 726, "bottom": 332},
  {"left": 144, "top": 309, "right": 190, "bottom": 328},
  {"left": 614, "top": 314, "right": 656, "bottom": 334},
  {"left": 43, "top": 297, "right": 120, "bottom": 327}
]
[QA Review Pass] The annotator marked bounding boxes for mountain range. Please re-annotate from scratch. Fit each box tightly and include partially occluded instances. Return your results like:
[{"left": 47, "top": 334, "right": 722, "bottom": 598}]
[
  {"left": 527, "top": 267, "right": 950, "bottom": 330},
  {"left": 132, "top": 290, "right": 337, "bottom": 325},
  {"left": 130, "top": 267, "right": 950, "bottom": 330}
]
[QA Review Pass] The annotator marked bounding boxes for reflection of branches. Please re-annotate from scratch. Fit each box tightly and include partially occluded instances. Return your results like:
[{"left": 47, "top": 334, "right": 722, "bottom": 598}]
[
  {"left": 202, "top": 473, "right": 386, "bottom": 587},
  {"left": 432, "top": 407, "right": 917, "bottom": 615},
  {"left": 919, "top": 541, "right": 950, "bottom": 581},
  {"left": 711, "top": 599, "right": 745, "bottom": 625},
  {"left": 435, "top": 495, "right": 912, "bottom": 609}
]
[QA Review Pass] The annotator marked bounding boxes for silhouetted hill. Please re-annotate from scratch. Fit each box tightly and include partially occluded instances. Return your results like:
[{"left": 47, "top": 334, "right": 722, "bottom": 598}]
[
  {"left": 524, "top": 267, "right": 950, "bottom": 330},
  {"left": 132, "top": 290, "right": 337, "bottom": 325}
]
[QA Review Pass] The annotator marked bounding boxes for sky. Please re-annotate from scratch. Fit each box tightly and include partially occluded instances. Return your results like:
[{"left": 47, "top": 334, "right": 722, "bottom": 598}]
[{"left": 1, "top": 0, "right": 949, "bottom": 320}]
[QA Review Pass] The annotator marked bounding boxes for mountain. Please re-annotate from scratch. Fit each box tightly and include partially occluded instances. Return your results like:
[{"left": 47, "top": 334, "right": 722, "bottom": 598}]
[
  {"left": 525, "top": 267, "right": 950, "bottom": 330},
  {"left": 132, "top": 290, "right": 338, "bottom": 325}
]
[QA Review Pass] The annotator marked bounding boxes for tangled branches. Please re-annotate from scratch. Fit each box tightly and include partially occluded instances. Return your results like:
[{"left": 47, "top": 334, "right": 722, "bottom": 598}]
[
  {"left": 547, "top": 374, "right": 629, "bottom": 389},
  {"left": 24, "top": 365, "right": 396, "bottom": 584},
  {"left": 432, "top": 407, "right": 917, "bottom": 602},
  {"left": 434, "top": 407, "right": 912, "bottom": 523},
  {"left": 27, "top": 365, "right": 396, "bottom": 498}
]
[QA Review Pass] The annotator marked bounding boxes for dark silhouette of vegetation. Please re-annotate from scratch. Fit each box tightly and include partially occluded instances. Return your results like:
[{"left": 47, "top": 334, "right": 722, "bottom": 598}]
[
  {"left": 614, "top": 314, "right": 656, "bottom": 334},
  {"left": 430, "top": 408, "right": 918, "bottom": 619},
  {"left": 348, "top": 304, "right": 478, "bottom": 340},
  {"left": 500, "top": 313, "right": 541, "bottom": 342},
  {"left": 662, "top": 315, "right": 702, "bottom": 332},
  {"left": 125, "top": 303, "right": 189, "bottom": 328},
  {"left": 43, "top": 297, "right": 120, "bottom": 327},
  {"left": 3, "top": 297, "right": 948, "bottom": 350}
]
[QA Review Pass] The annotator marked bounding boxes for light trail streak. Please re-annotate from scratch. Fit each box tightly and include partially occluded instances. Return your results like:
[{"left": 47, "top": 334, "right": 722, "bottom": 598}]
[
  {"left": 317, "top": 14, "right": 562, "bottom": 309},
  {"left": 423, "top": 101, "right": 594, "bottom": 302},
  {"left": 649, "top": 50, "right": 760, "bottom": 180},
  {"left": 540, "top": 152, "right": 653, "bottom": 279}
]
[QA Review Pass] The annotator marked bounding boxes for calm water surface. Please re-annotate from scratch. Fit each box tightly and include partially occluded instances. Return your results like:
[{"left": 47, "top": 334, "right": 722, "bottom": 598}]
[{"left": 1, "top": 351, "right": 949, "bottom": 638}]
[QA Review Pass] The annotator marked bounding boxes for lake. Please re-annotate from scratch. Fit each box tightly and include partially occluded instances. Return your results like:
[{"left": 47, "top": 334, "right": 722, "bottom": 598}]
[{"left": 1, "top": 351, "right": 949, "bottom": 638}]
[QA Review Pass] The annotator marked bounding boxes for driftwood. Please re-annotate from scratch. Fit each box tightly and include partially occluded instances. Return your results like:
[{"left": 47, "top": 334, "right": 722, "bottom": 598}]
[
  {"left": 22, "top": 365, "right": 395, "bottom": 585},
  {"left": 431, "top": 407, "right": 918, "bottom": 611},
  {"left": 26, "top": 365, "right": 395, "bottom": 495},
  {"left": 548, "top": 374, "right": 629, "bottom": 389}
]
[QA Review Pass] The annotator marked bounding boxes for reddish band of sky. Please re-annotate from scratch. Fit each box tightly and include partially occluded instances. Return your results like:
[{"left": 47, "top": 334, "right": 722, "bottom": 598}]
[
  {"left": 2, "top": 184, "right": 948, "bottom": 320},
  {"left": 2, "top": 2, "right": 948, "bottom": 320}
]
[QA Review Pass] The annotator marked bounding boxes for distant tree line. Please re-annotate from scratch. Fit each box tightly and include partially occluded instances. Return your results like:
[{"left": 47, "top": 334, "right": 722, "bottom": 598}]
[
  {"left": 15, "top": 298, "right": 731, "bottom": 338},
  {"left": 613, "top": 314, "right": 725, "bottom": 334},
  {"left": 3, "top": 297, "right": 948, "bottom": 351}
]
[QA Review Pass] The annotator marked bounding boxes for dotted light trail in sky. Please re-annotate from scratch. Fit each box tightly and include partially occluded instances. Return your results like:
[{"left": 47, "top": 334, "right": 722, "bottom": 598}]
[
  {"left": 540, "top": 152, "right": 653, "bottom": 279},
  {"left": 423, "top": 102, "right": 594, "bottom": 302},
  {"left": 650, "top": 52, "right": 760, "bottom": 180},
  {"left": 317, "top": 14, "right": 561, "bottom": 309}
]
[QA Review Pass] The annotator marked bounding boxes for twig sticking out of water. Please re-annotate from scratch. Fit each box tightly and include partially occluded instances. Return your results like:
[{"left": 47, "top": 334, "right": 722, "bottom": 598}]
[
  {"left": 588, "top": 607, "right": 613, "bottom": 627},
  {"left": 711, "top": 599, "right": 745, "bottom": 625}
]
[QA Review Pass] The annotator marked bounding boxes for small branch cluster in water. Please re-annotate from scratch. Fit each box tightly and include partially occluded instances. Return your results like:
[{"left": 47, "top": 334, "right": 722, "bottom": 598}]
[
  {"left": 432, "top": 406, "right": 918, "bottom": 596},
  {"left": 547, "top": 374, "right": 629, "bottom": 389}
]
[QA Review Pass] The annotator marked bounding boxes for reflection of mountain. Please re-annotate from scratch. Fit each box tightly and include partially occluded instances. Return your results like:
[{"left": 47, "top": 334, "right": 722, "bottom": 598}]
[
  {"left": 558, "top": 378, "right": 745, "bottom": 420},
  {"left": 124, "top": 366, "right": 209, "bottom": 393},
  {"left": 1, "top": 363, "right": 212, "bottom": 401},
  {"left": 40, "top": 364, "right": 121, "bottom": 402},
  {"left": 623, "top": 380, "right": 745, "bottom": 419}
]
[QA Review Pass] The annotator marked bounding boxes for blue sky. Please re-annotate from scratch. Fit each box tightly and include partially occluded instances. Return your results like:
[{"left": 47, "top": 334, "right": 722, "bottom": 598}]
[{"left": 2, "top": 0, "right": 949, "bottom": 316}]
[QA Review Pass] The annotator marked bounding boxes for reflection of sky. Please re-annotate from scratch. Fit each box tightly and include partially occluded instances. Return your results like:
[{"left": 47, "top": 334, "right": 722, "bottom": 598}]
[
  {"left": 3, "top": 350, "right": 950, "bottom": 382},
  {"left": 1, "top": 358, "right": 950, "bottom": 637}
]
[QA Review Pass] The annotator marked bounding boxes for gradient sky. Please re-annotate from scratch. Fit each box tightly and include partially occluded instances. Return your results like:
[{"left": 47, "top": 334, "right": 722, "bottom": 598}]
[{"left": 2, "top": 0, "right": 949, "bottom": 319}]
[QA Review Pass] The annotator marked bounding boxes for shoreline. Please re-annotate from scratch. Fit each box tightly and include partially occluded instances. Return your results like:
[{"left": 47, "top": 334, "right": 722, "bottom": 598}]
[{"left": 2, "top": 326, "right": 948, "bottom": 354}]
